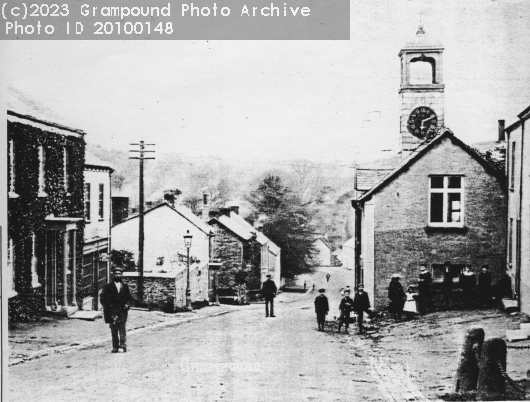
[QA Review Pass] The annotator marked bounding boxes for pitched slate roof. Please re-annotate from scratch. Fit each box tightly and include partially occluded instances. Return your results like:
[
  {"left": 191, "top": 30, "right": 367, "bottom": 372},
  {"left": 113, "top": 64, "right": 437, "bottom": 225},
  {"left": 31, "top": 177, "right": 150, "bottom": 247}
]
[
  {"left": 210, "top": 211, "right": 281, "bottom": 254},
  {"left": 119, "top": 202, "right": 211, "bottom": 235},
  {"left": 354, "top": 128, "right": 506, "bottom": 204}
]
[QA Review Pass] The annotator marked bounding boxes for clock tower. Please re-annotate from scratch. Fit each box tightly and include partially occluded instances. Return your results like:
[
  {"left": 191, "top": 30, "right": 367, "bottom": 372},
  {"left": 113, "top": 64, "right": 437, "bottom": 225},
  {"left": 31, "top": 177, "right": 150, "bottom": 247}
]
[{"left": 399, "top": 25, "right": 444, "bottom": 154}]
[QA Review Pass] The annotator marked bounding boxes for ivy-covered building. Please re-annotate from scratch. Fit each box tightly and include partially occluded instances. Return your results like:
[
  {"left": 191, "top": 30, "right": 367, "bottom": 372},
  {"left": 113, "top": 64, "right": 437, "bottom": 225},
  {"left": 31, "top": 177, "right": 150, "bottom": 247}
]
[{"left": 7, "top": 111, "right": 86, "bottom": 321}]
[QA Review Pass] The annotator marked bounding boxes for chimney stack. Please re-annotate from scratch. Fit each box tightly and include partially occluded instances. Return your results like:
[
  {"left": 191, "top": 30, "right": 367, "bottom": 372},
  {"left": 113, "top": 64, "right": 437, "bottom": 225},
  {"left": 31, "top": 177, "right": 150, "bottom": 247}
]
[
  {"left": 201, "top": 192, "right": 209, "bottom": 221},
  {"left": 163, "top": 189, "right": 180, "bottom": 207},
  {"left": 230, "top": 206, "right": 240, "bottom": 215},
  {"left": 498, "top": 120, "right": 505, "bottom": 142}
]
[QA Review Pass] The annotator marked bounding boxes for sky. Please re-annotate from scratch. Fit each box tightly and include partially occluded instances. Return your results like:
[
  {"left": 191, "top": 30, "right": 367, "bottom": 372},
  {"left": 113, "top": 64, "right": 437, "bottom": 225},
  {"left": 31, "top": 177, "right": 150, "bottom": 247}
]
[{"left": 3, "top": 0, "right": 530, "bottom": 165}]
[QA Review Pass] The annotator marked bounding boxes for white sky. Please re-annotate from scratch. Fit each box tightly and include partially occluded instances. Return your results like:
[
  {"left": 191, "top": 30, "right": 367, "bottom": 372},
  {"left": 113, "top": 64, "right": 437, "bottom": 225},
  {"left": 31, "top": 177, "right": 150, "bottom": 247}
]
[{"left": 4, "top": 0, "right": 530, "bottom": 165}]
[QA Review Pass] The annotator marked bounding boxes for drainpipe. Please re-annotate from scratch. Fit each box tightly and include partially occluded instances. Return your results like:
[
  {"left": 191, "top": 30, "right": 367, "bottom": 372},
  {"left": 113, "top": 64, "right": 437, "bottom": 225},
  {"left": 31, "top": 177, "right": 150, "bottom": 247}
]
[
  {"left": 351, "top": 199, "right": 363, "bottom": 288},
  {"left": 516, "top": 117, "right": 525, "bottom": 308}
]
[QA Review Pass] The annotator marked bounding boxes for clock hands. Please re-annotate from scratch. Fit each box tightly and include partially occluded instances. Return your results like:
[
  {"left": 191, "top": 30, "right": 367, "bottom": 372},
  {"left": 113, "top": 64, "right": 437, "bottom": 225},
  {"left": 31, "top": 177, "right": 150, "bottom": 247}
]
[{"left": 420, "top": 114, "right": 436, "bottom": 130}]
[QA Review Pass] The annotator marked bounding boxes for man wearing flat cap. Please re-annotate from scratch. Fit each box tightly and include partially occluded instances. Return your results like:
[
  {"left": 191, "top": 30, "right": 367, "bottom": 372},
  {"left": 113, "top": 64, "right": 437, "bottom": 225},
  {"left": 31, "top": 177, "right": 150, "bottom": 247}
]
[
  {"left": 100, "top": 267, "right": 132, "bottom": 353},
  {"left": 261, "top": 274, "right": 277, "bottom": 317},
  {"left": 314, "top": 288, "right": 329, "bottom": 331}
]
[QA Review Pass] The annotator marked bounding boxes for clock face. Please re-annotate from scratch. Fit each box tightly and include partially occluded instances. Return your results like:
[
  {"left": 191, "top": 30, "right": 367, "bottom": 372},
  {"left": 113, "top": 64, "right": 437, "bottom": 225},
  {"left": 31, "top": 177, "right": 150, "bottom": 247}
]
[{"left": 407, "top": 107, "right": 438, "bottom": 138}]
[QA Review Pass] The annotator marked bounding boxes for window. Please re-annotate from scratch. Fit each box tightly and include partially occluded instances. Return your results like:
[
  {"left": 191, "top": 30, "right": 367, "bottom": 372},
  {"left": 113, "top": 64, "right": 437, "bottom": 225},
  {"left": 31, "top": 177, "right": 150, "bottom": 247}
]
[
  {"left": 510, "top": 142, "right": 516, "bottom": 189},
  {"left": 7, "top": 238, "right": 16, "bottom": 297},
  {"left": 509, "top": 218, "right": 513, "bottom": 264},
  {"left": 98, "top": 184, "right": 104, "bottom": 220},
  {"left": 84, "top": 183, "right": 91, "bottom": 221},
  {"left": 9, "top": 139, "right": 18, "bottom": 198},
  {"left": 429, "top": 176, "right": 464, "bottom": 226},
  {"left": 63, "top": 146, "right": 70, "bottom": 194},
  {"left": 38, "top": 145, "right": 47, "bottom": 197}
]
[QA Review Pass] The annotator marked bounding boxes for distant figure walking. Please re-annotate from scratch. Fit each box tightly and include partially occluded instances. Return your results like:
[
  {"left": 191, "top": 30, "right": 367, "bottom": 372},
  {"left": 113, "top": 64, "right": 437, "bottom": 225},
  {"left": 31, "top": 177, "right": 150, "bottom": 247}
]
[
  {"left": 314, "top": 288, "right": 329, "bottom": 331},
  {"left": 304, "top": 281, "right": 307, "bottom": 290},
  {"left": 459, "top": 265, "right": 476, "bottom": 308},
  {"left": 353, "top": 284, "right": 371, "bottom": 334},
  {"left": 326, "top": 273, "right": 331, "bottom": 282},
  {"left": 261, "top": 274, "right": 277, "bottom": 317},
  {"left": 442, "top": 261, "right": 453, "bottom": 309},
  {"left": 337, "top": 289, "right": 354, "bottom": 333},
  {"left": 418, "top": 264, "right": 432, "bottom": 314},
  {"left": 477, "top": 264, "right": 492, "bottom": 308},
  {"left": 100, "top": 267, "right": 132, "bottom": 353},
  {"left": 388, "top": 274, "right": 406, "bottom": 322},
  {"left": 403, "top": 286, "right": 418, "bottom": 319}
]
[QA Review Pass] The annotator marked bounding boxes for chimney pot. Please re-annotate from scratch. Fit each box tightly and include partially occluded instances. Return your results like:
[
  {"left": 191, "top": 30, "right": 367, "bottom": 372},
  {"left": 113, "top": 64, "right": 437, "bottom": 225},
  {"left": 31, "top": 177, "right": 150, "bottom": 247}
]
[
  {"left": 230, "top": 206, "right": 240, "bottom": 215},
  {"left": 498, "top": 120, "right": 505, "bottom": 141}
]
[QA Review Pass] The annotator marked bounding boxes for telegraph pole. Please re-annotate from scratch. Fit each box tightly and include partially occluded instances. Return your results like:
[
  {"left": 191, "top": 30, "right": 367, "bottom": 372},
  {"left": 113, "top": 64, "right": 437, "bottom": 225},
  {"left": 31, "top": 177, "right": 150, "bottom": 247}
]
[{"left": 129, "top": 141, "right": 155, "bottom": 304}]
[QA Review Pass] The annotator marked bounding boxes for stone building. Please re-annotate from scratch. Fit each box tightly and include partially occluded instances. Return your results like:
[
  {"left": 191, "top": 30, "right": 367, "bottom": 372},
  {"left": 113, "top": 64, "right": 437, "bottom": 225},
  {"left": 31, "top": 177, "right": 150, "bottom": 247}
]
[
  {"left": 112, "top": 194, "right": 213, "bottom": 309},
  {"left": 7, "top": 110, "right": 86, "bottom": 319},
  {"left": 81, "top": 153, "right": 113, "bottom": 311},
  {"left": 350, "top": 27, "right": 507, "bottom": 309},
  {"left": 505, "top": 105, "right": 530, "bottom": 315},
  {"left": 208, "top": 207, "right": 281, "bottom": 289}
]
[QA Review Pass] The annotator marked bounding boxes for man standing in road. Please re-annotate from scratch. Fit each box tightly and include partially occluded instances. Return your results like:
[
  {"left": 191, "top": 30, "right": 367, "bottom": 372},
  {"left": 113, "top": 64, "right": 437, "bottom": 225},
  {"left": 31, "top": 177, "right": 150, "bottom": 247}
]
[
  {"left": 326, "top": 273, "right": 331, "bottom": 282},
  {"left": 477, "top": 264, "right": 492, "bottom": 307},
  {"left": 100, "top": 267, "right": 132, "bottom": 353},
  {"left": 337, "top": 289, "right": 354, "bottom": 333},
  {"left": 353, "top": 284, "right": 371, "bottom": 334},
  {"left": 314, "top": 288, "right": 329, "bottom": 331},
  {"left": 261, "top": 274, "right": 277, "bottom": 317},
  {"left": 418, "top": 264, "right": 432, "bottom": 314}
]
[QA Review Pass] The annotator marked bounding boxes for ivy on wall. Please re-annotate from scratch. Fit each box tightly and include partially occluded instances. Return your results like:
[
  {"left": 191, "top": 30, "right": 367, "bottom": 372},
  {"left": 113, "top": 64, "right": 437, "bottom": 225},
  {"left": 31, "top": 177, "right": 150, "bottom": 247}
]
[{"left": 8, "top": 121, "right": 85, "bottom": 321}]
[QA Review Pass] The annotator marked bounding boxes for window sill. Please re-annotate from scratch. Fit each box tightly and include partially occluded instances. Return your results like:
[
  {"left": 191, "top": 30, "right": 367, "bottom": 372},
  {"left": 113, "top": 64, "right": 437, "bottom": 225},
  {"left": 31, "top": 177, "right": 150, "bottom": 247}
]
[
  {"left": 6, "top": 289, "right": 18, "bottom": 299},
  {"left": 424, "top": 226, "right": 468, "bottom": 234},
  {"left": 9, "top": 192, "right": 19, "bottom": 199}
]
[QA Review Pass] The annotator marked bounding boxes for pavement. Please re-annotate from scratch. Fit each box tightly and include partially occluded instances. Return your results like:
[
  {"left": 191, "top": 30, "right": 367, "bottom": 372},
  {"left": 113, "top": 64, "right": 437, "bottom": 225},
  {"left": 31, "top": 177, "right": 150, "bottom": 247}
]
[{"left": 7, "top": 266, "right": 530, "bottom": 402}]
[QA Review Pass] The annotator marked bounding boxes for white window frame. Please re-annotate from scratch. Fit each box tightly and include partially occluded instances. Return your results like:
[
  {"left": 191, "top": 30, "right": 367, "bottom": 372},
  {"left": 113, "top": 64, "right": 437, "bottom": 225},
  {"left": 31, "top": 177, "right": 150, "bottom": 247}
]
[
  {"left": 428, "top": 175, "right": 465, "bottom": 228},
  {"left": 31, "top": 232, "right": 41, "bottom": 288},
  {"left": 9, "top": 139, "right": 19, "bottom": 198},
  {"left": 7, "top": 238, "right": 17, "bottom": 298},
  {"left": 38, "top": 145, "right": 48, "bottom": 197}
]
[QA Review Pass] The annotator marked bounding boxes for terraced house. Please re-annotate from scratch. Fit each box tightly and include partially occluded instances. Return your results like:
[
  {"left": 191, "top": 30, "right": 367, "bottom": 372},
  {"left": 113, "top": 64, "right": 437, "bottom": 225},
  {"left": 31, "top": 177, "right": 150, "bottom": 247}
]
[{"left": 7, "top": 110, "right": 86, "bottom": 320}]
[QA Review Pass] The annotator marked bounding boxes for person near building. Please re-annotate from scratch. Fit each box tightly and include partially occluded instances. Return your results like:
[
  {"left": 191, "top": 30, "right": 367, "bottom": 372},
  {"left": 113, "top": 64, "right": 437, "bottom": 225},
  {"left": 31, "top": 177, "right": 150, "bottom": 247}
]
[
  {"left": 353, "top": 284, "right": 371, "bottom": 334},
  {"left": 261, "top": 274, "right": 277, "bottom": 317},
  {"left": 337, "top": 289, "right": 354, "bottom": 333},
  {"left": 459, "top": 265, "right": 477, "bottom": 308},
  {"left": 388, "top": 274, "right": 406, "bottom": 321},
  {"left": 100, "top": 267, "right": 132, "bottom": 353},
  {"left": 314, "top": 288, "right": 329, "bottom": 331},
  {"left": 477, "top": 264, "right": 492, "bottom": 308},
  {"left": 442, "top": 261, "right": 453, "bottom": 309},
  {"left": 326, "top": 273, "right": 331, "bottom": 282},
  {"left": 403, "top": 286, "right": 419, "bottom": 319},
  {"left": 418, "top": 264, "right": 432, "bottom": 314}
]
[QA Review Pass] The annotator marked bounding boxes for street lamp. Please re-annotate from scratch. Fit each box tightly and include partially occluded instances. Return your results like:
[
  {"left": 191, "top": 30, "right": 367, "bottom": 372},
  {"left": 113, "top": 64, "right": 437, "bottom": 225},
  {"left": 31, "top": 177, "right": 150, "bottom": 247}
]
[{"left": 184, "top": 230, "right": 193, "bottom": 310}]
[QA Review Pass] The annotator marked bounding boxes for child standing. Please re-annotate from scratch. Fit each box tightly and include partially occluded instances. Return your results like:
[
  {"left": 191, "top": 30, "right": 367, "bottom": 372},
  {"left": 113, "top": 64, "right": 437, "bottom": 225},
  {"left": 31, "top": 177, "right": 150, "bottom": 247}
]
[
  {"left": 403, "top": 286, "right": 418, "bottom": 319},
  {"left": 338, "top": 290, "right": 354, "bottom": 333},
  {"left": 314, "top": 288, "right": 329, "bottom": 331}
]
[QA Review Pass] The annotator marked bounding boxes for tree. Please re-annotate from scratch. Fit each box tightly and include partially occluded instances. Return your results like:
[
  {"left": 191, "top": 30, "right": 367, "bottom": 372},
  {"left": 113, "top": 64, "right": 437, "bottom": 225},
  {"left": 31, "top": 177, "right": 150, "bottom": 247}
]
[
  {"left": 110, "top": 249, "right": 137, "bottom": 272},
  {"left": 247, "top": 175, "right": 317, "bottom": 280}
]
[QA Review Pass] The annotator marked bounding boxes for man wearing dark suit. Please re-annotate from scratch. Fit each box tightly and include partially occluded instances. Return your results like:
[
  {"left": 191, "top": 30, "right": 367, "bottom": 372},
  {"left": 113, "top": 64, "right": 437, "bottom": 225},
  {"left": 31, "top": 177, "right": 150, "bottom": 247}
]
[
  {"left": 100, "top": 267, "right": 132, "bottom": 353},
  {"left": 353, "top": 284, "right": 371, "bottom": 334},
  {"left": 314, "top": 288, "right": 329, "bottom": 331},
  {"left": 261, "top": 274, "right": 277, "bottom": 317}
]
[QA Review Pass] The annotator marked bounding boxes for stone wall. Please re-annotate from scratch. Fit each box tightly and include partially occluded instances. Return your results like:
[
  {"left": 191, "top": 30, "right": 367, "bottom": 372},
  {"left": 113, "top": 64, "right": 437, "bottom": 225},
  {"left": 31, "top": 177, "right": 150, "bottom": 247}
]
[
  {"left": 370, "top": 136, "right": 506, "bottom": 309},
  {"left": 123, "top": 274, "right": 176, "bottom": 310},
  {"left": 210, "top": 222, "right": 243, "bottom": 287}
]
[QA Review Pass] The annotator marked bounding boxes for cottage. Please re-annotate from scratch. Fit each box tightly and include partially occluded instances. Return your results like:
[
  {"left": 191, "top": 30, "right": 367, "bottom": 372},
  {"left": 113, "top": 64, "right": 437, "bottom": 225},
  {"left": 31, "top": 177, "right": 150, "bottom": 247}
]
[
  {"left": 81, "top": 152, "right": 113, "bottom": 311},
  {"left": 7, "top": 110, "right": 86, "bottom": 319},
  {"left": 208, "top": 206, "right": 281, "bottom": 289},
  {"left": 350, "top": 27, "right": 507, "bottom": 309},
  {"left": 505, "top": 105, "right": 530, "bottom": 315},
  {"left": 313, "top": 238, "right": 332, "bottom": 267},
  {"left": 111, "top": 193, "right": 212, "bottom": 309}
]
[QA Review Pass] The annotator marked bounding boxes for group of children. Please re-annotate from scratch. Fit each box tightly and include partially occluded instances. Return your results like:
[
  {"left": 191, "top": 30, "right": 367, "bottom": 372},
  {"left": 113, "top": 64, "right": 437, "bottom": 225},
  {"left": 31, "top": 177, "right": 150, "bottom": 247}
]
[{"left": 314, "top": 284, "right": 376, "bottom": 334}]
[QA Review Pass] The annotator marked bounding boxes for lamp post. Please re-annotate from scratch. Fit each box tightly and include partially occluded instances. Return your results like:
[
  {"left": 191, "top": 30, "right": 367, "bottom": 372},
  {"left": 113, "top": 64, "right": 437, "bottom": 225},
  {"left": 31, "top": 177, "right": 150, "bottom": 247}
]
[{"left": 184, "top": 230, "right": 193, "bottom": 310}]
